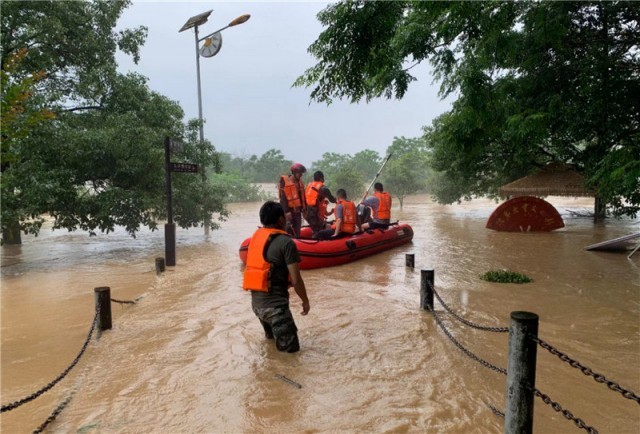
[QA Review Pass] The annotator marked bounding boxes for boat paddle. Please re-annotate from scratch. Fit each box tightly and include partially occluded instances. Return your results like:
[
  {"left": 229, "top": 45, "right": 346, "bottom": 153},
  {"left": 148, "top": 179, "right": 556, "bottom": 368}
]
[{"left": 360, "top": 152, "right": 393, "bottom": 203}]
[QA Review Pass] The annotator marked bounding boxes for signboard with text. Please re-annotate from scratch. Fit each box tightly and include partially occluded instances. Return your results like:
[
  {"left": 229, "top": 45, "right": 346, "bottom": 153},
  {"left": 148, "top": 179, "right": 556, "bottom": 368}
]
[{"left": 170, "top": 162, "right": 198, "bottom": 173}]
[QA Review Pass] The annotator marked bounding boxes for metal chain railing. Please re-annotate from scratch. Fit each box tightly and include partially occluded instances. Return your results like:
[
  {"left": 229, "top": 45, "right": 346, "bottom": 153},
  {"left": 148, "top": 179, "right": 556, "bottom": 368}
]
[
  {"left": 431, "top": 285, "right": 509, "bottom": 333},
  {"left": 534, "top": 336, "right": 640, "bottom": 404},
  {"left": 430, "top": 305, "right": 507, "bottom": 375},
  {"left": 1, "top": 309, "right": 98, "bottom": 413},
  {"left": 484, "top": 400, "right": 505, "bottom": 418},
  {"left": 110, "top": 295, "right": 144, "bottom": 305},
  {"left": 32, "top": 391, "right": 75, "bottom": 434},
  {"left": 534, "top": 388, "right": 599, "bottom": 434},
  {"left": 427, "top": 286, "right": 602, "bottom": 433}
]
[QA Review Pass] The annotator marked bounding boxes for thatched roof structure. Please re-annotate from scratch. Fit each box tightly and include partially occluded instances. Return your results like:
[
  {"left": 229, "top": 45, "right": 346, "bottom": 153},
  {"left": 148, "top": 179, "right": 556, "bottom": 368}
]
[{"left": 499, "top": 163, "right": 594, "bottom": 198}]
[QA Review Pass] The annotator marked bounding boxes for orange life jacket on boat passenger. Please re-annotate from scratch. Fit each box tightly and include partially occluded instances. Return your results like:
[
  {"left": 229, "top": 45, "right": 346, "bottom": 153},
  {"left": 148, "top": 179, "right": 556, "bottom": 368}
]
[
  {"left": 333, "top": 199, "right": 357, "bottom": 234},
  {"left": 242, "top": 228, "right": 289, "bottom": 292},
  {"left": 319, "top": 199, "right": 330, "bottom": 221},
  {"left": 280, "top": 175, "right": 305, "bottom": 210},
  {"left": 305, "top": 181, "right": 324, "bottom": 207},
  {"left": 374, "top": 191, "right": 392, "bottom": 220}
]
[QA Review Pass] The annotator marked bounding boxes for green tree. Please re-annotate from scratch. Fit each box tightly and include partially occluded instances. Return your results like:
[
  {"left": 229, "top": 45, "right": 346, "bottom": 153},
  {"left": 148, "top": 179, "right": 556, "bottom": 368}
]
[
  {"left": 210, "top": 172, "right": 270, "bottom": 203},
  {"left": 310, "top": 152, "right": 345, "bottom": 182},
  {"left": 219, "top": 151, "right": 258, "bottom": 180},
  {"left": 1, "top": 49, "right": 56, "bottom": 243},
  {"left": 1, "top": 0, "right": 229, "bottom": 243},
  {"left": 310, "top": 151, "right": 367, "bottom": 198},
  {"left": 252, "top": 148, "right": 292, "bottom": 183},
  {"left": 382, "top": 136, "right": 430, "bottom": 209},
  {"left": 351, "top": 149, "right": 382, "bottom": 183},
  {"left": 333, "top": 164, "right": 366, "bottom": 202},
  {"left": 295, "top": 1, "right": 640, "bottom": 218}
]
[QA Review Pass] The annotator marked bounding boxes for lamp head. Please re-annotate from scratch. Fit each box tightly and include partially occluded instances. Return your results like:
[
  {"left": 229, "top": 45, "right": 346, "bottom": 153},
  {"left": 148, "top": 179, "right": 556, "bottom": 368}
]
[{"left": 229, "top": 14, "right": 251, "bottom": 27}]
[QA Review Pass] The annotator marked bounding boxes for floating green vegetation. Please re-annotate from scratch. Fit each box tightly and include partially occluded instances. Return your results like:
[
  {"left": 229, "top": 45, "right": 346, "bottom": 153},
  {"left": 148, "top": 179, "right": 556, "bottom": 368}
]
[{"left": 481, "top": 270, "right": 533, "bottom": 284}]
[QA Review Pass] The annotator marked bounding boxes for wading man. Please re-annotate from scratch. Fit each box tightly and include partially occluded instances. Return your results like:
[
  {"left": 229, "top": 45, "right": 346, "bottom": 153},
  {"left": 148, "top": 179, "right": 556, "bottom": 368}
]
[{"left": 242, "top": 201, "right": 310, "bottom": 352}]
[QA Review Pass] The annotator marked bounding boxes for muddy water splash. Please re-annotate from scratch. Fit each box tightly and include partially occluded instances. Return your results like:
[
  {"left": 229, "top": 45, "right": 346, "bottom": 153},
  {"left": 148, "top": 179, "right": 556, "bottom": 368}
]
[{"left": 1, "top": 196, "right": 638, "bottom": 433}]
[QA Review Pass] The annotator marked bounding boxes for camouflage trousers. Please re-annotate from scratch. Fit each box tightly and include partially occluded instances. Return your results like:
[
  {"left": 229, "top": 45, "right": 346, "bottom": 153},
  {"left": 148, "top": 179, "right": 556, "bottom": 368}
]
[{"left": 252, "top": 305, "right": 300, "bottom": 353}]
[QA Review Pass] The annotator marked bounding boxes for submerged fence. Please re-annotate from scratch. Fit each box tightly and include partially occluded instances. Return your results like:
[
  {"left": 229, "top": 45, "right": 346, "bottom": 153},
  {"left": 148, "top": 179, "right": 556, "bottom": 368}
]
[
  {"left": 1, "top": 287, "right": 142, "bottom": 433},
  {"left": 4, "top": 257, "right": 638, "bottom": 433},
  {"left": 414, "top": 262, "right": 639, "bottom": 434}
]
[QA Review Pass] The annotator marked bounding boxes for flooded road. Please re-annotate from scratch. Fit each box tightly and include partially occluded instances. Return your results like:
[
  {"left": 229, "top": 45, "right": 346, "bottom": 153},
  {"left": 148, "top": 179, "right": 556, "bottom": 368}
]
[{"left": 2, "top": 195, "right": 639, "bottom": 433}]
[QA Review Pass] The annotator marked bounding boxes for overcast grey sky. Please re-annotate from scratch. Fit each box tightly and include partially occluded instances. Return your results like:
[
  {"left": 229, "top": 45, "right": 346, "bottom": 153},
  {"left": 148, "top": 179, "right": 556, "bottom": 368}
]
[{"left": 116, "top": 1, "right": 452, "bottom": 167}]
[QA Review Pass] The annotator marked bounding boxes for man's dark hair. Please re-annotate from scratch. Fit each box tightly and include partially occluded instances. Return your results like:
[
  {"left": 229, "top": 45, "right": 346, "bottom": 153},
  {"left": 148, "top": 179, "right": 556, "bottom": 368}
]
[
  {"left": 336, "top": 188, "right": 347, "bottom": 199},
  {"left": 313, "top": 171, "right": 324, "bottom": 182},
  {"left": 374, "top": 182, "right": 383, "bottom": 192},
  {"left": 259, "top": 201, "right": 284, "bottom": 226}
]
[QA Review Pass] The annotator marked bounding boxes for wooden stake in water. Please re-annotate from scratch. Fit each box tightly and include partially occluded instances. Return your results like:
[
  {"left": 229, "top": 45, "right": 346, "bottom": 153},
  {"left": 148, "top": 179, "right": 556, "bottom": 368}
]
[{"left": 275, "top": 374, "right": 302, "bottom": 389}]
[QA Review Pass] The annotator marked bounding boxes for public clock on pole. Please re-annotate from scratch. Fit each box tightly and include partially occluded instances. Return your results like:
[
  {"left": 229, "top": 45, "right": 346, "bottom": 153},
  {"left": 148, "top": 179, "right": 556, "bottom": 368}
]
[{"left": 200, "top": 32, "right": 222, "bottom": 58}]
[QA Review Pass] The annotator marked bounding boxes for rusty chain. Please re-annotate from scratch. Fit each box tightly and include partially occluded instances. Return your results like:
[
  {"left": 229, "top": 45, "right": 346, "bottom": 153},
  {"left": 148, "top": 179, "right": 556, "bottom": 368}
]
[
  {"left": 430, "top": 284, "right": 509, "bottom": 333},
  {"left": 1, "top": 309, "right": 98, "bottom": 413},
  {"left": 110, "top": 295, "right": 144, "bottom": 305},
  {"left": 32, "top": 391, "right": 75, "bottom": 434},
  {"left": 432, "top": 307, "right": 602, "bottom": 434},
  {"left": 430, "top": 305, "right": 507, "bottom": 375},
  {"left": 484, "top": 400, "right": 505, "bottom": 418},
  {"left": 110, "top": 298, "right": 136, "bottom": 305},
  {"left": 534, "top": 336, "right": 640, "bottom": 405},
  {"left": 534, "top": 388, "right": 599, "bottom": 434},
  {"left": 427, "top": 296, "right": 603, "bottom": 433}
]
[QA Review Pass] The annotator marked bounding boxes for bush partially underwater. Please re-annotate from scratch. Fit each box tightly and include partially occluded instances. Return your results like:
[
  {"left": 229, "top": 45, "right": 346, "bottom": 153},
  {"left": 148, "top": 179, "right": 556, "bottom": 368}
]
[{"left": 480, "top": 270, "right": 533, "bottom": 284}]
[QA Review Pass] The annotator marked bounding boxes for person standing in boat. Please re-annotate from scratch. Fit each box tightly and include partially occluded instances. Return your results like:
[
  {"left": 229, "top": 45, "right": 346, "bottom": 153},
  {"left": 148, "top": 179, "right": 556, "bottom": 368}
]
[
  {"left": 242, "top": 201, "right": 310, "bottom": 353},
  {"left": 278, "top": 163, "right": 307, "bottom": 238},
  {"left": 359, "top": 182, "right": 392, "bottom": 230},
  {"left": 315, "top": 189, "right": 357, "bottom": 240},
  {"left": 304, "top": 170, "right": 337, "bottom": 236}
]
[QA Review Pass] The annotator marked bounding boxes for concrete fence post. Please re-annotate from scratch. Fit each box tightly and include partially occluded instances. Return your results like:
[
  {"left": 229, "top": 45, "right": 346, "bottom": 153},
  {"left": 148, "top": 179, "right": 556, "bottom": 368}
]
[
  {"left": 505, "top": 311, "right": 539, "bottom": 434},
  {"left": 405, "top": 253, "right": 415, "bottom": 268},
  {"left": 155, "top": 257, "right": 166, "bottom": 273},
  {"left": 420, "top": 269, "right": 434, "bottom": 310},
  {"left": 94, "top": 287, "right": 112, "bottom": 331}
]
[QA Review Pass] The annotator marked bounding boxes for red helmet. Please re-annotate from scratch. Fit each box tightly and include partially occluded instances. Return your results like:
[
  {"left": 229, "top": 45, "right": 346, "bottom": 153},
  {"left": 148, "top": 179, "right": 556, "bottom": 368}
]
[{"left": 290, "top": 163, "right": 306, "bottom": 174}]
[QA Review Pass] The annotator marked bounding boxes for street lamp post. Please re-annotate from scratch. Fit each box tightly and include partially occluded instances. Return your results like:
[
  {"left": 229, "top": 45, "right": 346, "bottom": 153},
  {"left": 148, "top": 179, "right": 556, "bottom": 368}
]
[{"left": 179, "top": 11, "right": 250, "bottom": 234}]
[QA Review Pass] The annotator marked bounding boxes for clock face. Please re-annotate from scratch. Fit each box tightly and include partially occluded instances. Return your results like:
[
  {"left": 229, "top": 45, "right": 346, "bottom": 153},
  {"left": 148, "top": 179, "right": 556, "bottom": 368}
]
[{"left": 200, "top": 32, "right": 222, "bottom": 58}]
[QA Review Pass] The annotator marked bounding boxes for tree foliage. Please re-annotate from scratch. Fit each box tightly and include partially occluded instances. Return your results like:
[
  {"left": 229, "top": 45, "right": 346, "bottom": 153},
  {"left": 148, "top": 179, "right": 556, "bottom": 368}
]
[
  {"left": 296, "top": 1, "right": 640, "bottom": 218},
  {"left": 382, "top": 136, "right": 431, "bottom": 209},
  {"left": 219, "top": 148, "right": 293, "bottom": 184},
  {"left": 310, "top": 151, "right": 380, "bottom": 200},
  {"left": 1, "top": 0, "right": 229, "bottom": 242}
]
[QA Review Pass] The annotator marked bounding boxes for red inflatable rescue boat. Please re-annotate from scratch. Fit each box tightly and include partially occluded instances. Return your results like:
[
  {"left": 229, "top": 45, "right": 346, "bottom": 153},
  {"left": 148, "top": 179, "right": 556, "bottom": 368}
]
[{"left": 239, "top": 223, "right": 414, "bottom": 269}]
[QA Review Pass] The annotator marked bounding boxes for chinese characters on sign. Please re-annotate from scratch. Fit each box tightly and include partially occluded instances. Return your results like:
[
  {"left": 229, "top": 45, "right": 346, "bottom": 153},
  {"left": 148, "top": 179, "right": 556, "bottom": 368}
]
[
  {"left": 486, "top": 196, "right": 564, "bottom": 232},
  {"left": 170, "top": 162, "right": 198, "bottom": 173}
]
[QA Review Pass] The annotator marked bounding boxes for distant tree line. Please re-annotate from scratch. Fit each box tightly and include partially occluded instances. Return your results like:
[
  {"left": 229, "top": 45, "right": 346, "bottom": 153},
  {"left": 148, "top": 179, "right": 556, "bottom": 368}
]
[{"left": 217, "top": 135, "right": 435, "bottom": 210}]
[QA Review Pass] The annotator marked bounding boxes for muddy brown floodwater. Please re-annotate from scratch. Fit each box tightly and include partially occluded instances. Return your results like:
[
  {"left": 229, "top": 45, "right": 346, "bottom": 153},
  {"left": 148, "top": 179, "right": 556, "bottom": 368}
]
[{"left": 1, "top": 195, "right": 639, "bottom": 433}]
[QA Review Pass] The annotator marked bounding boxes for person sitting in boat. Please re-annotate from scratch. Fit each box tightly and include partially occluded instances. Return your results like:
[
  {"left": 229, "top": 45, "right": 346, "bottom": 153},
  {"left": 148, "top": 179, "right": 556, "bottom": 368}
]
[
  {"left": 315, "top": 189, "right": 357, "bottom": 240},
  {"left": 304, "top": 171, "right": 337, "bottom": 236},
  {"left": 359, "top": 182, "right": 392, "bottom": 231},
  {"left": 278, "top": 163, "right": 307, "bottom": 238}
]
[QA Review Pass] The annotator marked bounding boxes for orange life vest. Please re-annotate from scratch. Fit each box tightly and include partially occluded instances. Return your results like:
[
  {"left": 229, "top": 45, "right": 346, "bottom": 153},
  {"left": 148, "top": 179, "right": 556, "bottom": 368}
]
[
  {"left": 305, "top": 181, "right": 324, "bottom": 207},
  {"left": 242, "top": 228, "right": 289, "bottom": 292},
  {"left": 335, "top": 199, "right": 357, "bottom": 234},
  {"left": 280, "top": 175, "right": 305, "bottom": 210},
  {"left": 374, "top": 191, "right": 392, "bottom": 220},
  {"left": 319, "top": 199, "right": 330, "bottom": 220}
]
